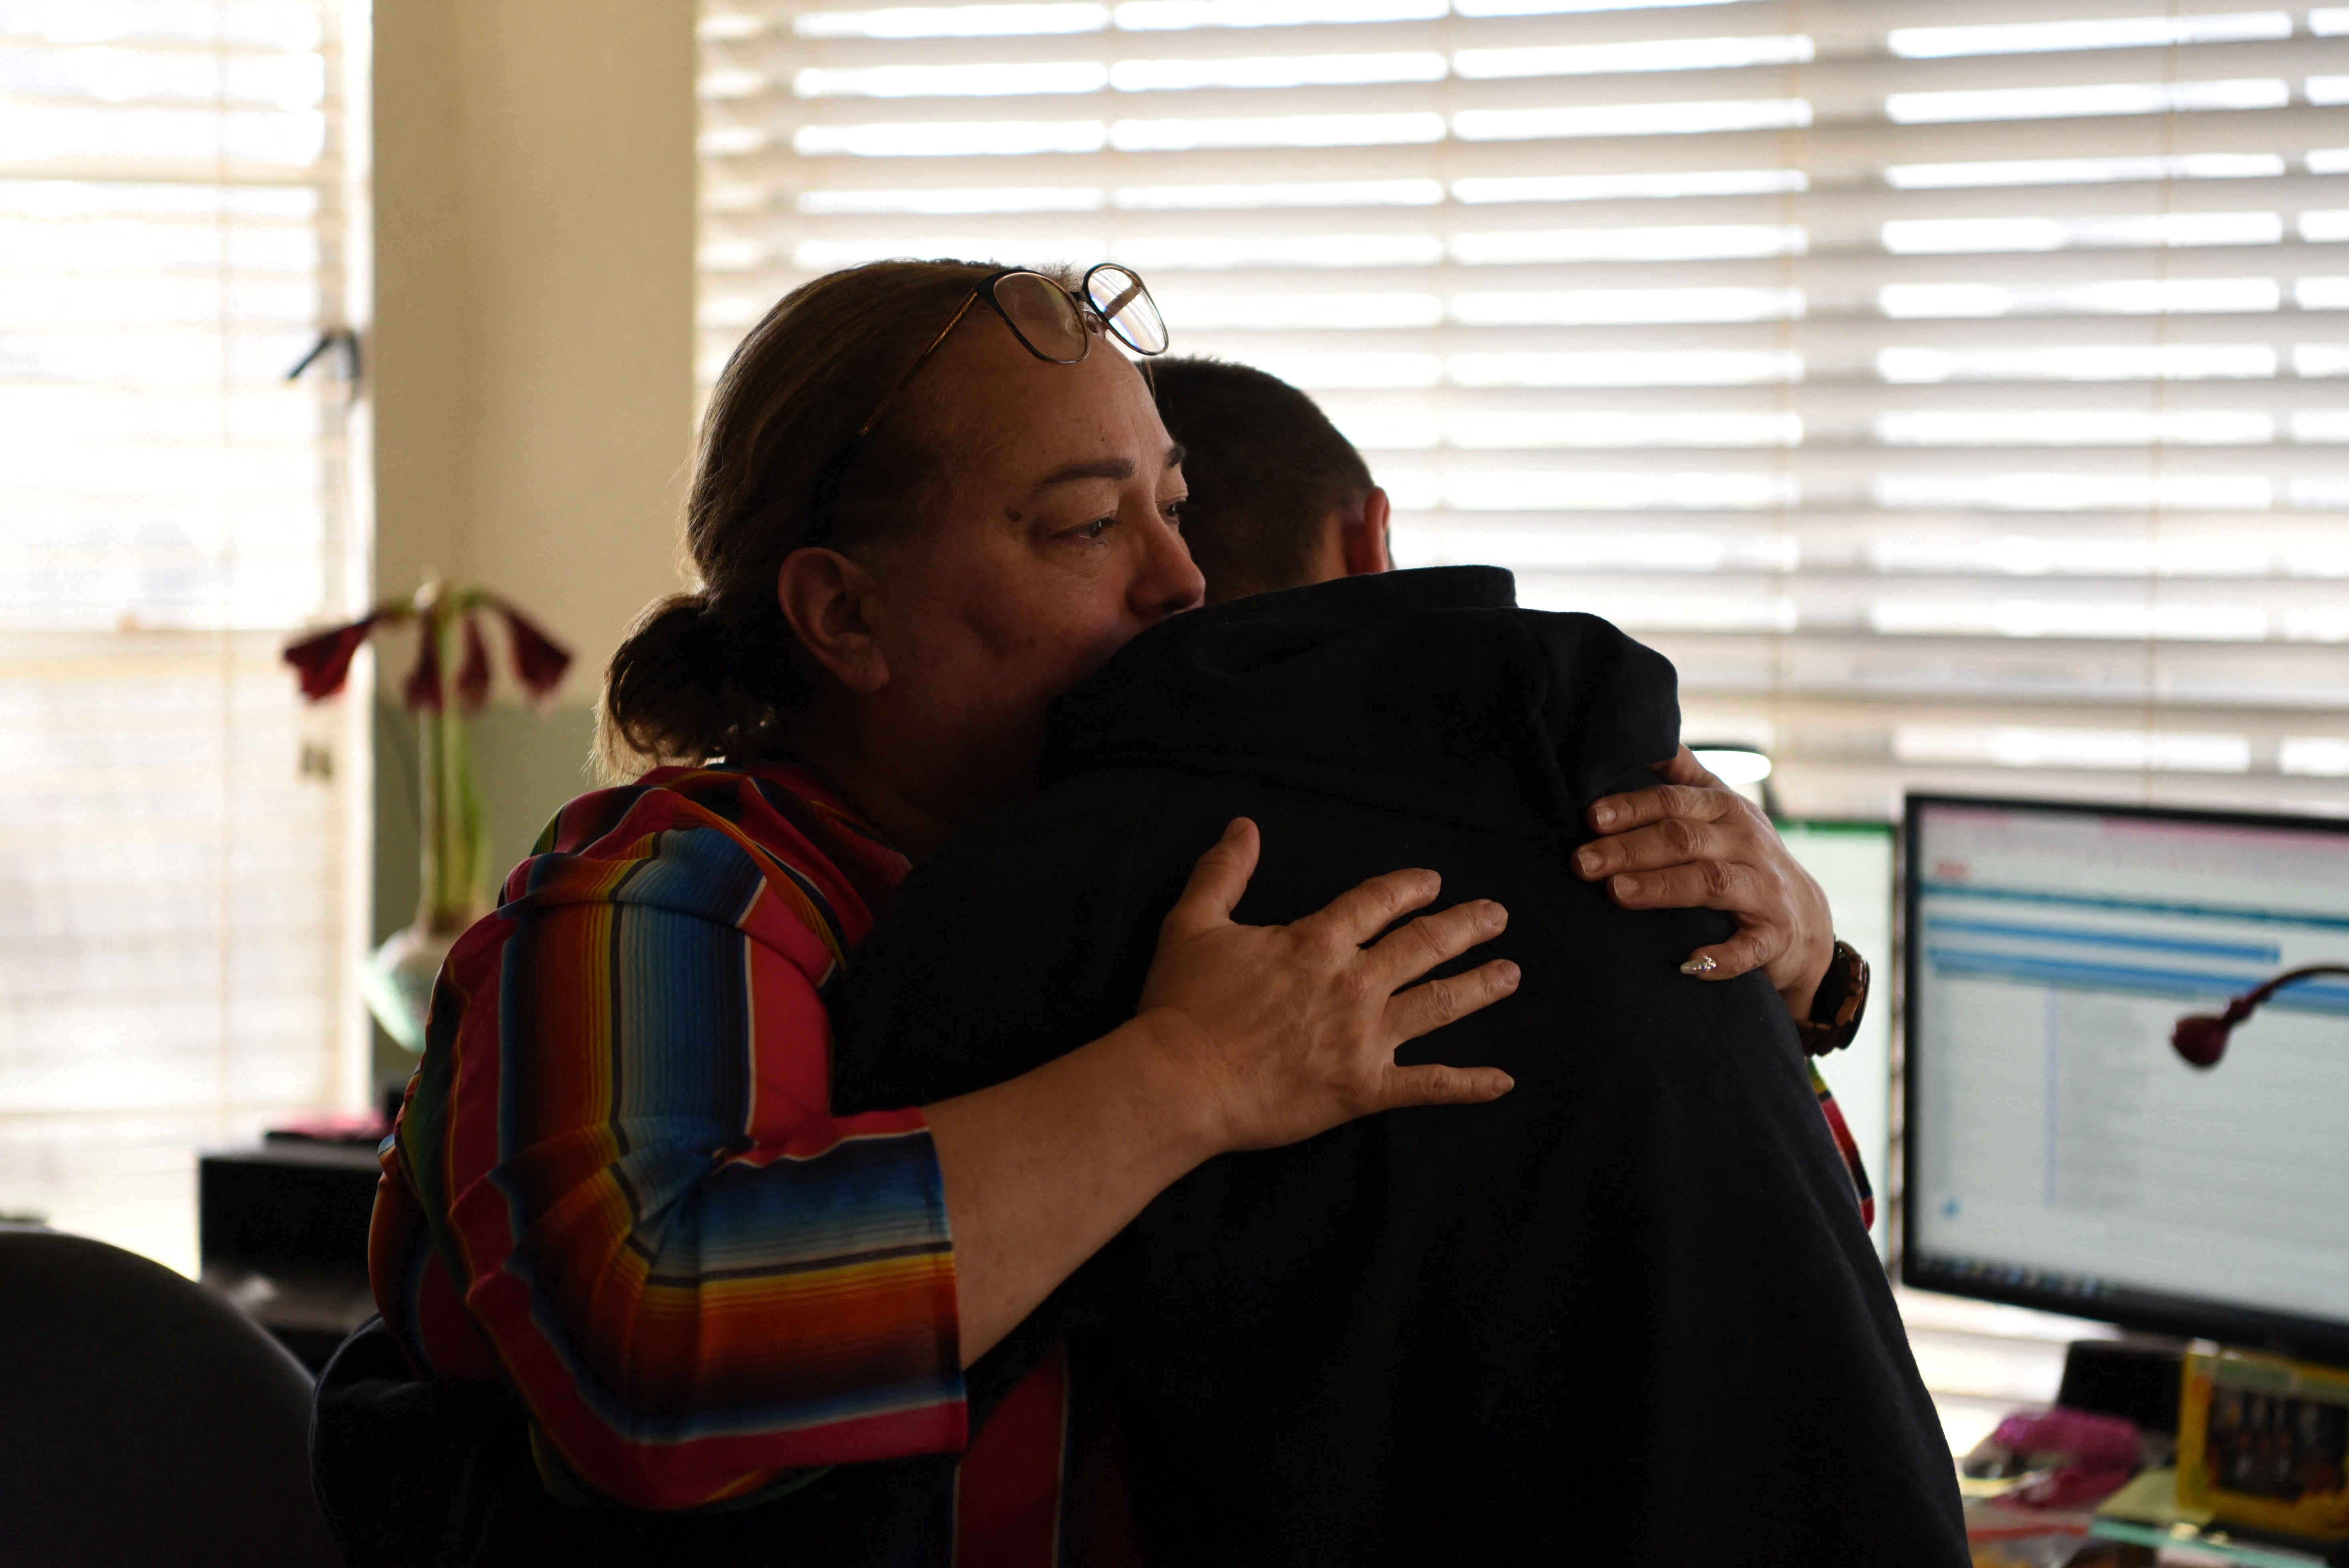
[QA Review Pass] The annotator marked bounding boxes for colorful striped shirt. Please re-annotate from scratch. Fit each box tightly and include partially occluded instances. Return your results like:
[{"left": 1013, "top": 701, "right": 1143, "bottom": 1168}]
[
  {"left": 369, "top": 762, "right": 968, "bottom": 1511},
  {"left": 1811, "top": 1061, "right": 1876, "bottom": 1231}
]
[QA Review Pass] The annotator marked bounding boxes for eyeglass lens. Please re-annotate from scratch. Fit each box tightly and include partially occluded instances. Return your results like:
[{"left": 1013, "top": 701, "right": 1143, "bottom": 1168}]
[
  {"left": 993, "top": 272, "right": 1091, "bottom": 362},
  {"left": 1085, "top": 265, "right": 1168, "bottom": 356}
]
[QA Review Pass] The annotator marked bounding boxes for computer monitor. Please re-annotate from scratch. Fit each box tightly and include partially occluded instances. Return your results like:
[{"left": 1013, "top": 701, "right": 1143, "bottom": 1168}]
[{"left": 1903, "top": 795, "right": 2349, "bottom": 1365}]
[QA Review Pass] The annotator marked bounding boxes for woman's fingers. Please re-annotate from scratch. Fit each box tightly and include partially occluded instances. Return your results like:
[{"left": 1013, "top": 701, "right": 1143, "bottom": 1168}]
[
  {"left": 1573, "top": 748, "right": 1838, "bottom": 1013},
  {"left": 1362, "top": 898, "right": 1507, "bottom": 987},
  {"left": 1602, "top": 860, "right": 1789, "bottom": 981},
  {"left": 1377, "top": 1059, "right": 1516, "bottom": 1110},
  {"left": 1575, "top": 814, "right": 1741, "bottom": 882},
  {"left": 1585, "top": 747, "right": 1728, "bottom": 835},
  {"left": 1605, "top": 858, "right": 1760, "bottom": 915},
  {"left": 1589, "top": 780, "right": 1731, "bottom": 836},
  {"left": 1384, "top": 957, "right": 1521, "bottom": 1040},
  {"left": 1678, "top": 927, "right": 1775, "bottom": 981},
  {"left": 1161, "top": 818, "right": 1260, "bottom": 942},
  {"left": 1298, "top": 866, "right": 1443, "bottom": 949}
]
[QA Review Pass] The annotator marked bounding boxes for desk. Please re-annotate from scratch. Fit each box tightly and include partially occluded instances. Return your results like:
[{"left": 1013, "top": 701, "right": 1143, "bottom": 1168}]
[{"left": 199, "top": 1140, "right": 381, "bottom": 1372}]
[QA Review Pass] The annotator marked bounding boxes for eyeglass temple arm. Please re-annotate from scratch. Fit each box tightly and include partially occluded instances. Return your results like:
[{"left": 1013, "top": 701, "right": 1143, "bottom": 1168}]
[{"left": 857, "top": 288, "right": 983, "bottom": 439}]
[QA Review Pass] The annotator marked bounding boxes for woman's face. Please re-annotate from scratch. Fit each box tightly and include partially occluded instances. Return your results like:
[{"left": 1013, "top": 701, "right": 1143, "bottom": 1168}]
[{"left": 819, "top": 307, "right": 1204, "bottom": 831}]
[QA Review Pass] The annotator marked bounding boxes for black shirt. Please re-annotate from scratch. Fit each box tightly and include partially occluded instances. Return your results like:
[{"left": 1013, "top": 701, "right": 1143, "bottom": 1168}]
[{"left": 834, "top": 567, "right": 1968, "bottom": 1566}]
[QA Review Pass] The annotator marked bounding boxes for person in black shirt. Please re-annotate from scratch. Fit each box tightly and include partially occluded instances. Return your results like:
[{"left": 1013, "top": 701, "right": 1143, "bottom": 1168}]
[{"left": 828, "top": 361, "right": 1964, "bottom": 1564}]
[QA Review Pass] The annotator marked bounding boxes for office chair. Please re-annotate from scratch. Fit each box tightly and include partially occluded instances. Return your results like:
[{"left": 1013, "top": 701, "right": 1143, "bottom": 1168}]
[{"left": 0, "top": 1224, "right": 341, "bottom": 1568}]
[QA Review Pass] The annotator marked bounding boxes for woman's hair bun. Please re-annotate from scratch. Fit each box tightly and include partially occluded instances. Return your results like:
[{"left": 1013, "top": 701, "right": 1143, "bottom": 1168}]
[{"left": 594, "top": 592, "right": 739, "bottom": 781}]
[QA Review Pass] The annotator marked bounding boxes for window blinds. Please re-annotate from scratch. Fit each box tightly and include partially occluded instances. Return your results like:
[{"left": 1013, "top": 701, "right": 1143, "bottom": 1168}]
[
  {"left": 0, "top": 0, "right": 365, "bottom": 1273},
  {"left": 697, "top": 0, "right": 2349, "bottom": 820}
]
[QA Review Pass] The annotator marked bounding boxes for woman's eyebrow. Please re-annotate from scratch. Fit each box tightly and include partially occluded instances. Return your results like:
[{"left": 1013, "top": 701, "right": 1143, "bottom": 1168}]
[
  {"left": 1028, "top": 457, "right": 1134, "bottom": 495},
  {"left": 1027, "top": 444, "right": 1184, "bottom": 497}
]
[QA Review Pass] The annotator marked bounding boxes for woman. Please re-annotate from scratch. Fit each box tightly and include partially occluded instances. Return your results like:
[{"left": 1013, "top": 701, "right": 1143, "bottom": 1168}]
[{"left": 321, "top": 258, "right": 1832, "bottom": 1564}]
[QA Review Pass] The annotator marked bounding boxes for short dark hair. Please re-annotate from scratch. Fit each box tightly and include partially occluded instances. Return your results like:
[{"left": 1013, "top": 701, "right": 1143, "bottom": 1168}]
[{"left": 1148, "top": 356, "right": 1372, "bottom": 603}]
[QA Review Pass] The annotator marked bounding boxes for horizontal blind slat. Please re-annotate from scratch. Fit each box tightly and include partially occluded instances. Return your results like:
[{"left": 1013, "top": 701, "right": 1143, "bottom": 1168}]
[{"left": 702, "top": 0, "right": 2349, "bottom": 823}]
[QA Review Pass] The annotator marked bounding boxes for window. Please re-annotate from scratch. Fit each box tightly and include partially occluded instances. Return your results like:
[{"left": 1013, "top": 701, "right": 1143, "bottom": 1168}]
[
  {"left": 698, "top": 0, "right": 2349, "bottom": 820},
  {"left": 0, "top": 0, "right": 367, "bottom": 1273}
]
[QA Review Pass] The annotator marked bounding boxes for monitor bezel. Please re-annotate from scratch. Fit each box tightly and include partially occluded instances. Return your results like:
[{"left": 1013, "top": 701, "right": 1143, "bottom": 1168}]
[{"left": 1900, "top": 791, "right": 2349, "bottom": 1367}]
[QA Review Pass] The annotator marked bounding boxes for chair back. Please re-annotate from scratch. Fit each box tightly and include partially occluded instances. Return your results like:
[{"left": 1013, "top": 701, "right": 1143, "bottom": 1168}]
[{"left": 0, "top": 1224, "right": 341, "bottom": 1568}]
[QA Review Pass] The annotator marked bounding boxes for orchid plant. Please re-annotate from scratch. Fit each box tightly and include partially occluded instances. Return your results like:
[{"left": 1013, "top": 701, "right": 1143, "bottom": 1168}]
[{"left": 284, "top": 580, "right": 571, "bottom": 1048}]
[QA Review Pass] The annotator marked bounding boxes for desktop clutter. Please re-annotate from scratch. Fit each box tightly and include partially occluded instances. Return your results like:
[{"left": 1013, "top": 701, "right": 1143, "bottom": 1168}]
[{"left": 1958, "top": 1341, "right": 2349, "bottom": 1568}]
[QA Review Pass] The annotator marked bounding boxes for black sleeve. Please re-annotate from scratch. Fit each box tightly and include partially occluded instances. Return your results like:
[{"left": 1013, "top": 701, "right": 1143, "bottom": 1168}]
[
  {"left": 829, "top": 766, "right": 1178, "bottom": 1115},
  {"left": 828, "top": 766, "right": 1194, "bottom": 1419}
]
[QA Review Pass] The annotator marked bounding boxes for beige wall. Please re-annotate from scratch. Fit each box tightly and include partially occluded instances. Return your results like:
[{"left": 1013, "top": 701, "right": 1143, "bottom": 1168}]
[
  {"left": 367, "top": 0, "right": 698, "bottom": 1084},
  {"left": 371, "top": 0, "right": 698, "bottom": 703}
]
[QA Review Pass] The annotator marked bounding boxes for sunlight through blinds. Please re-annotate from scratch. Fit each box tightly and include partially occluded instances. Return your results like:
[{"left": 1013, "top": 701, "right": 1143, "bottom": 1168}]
[
  {"left": 697, "top": 0, "right": 2349, "bottom": 820},
  {"left": 0, "top": 0, "right": 368, "bottom": 1274}
]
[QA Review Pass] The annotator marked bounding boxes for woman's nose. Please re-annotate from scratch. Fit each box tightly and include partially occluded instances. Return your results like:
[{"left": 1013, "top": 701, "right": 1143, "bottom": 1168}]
[{"left": 1133, "top": 508, "right": 1205, "bottom": 619}]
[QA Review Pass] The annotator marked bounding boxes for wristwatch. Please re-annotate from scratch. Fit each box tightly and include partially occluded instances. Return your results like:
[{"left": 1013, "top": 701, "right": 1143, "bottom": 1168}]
[{"left": 1796, "top": 939, "right": 1870, "bottom": 1056}]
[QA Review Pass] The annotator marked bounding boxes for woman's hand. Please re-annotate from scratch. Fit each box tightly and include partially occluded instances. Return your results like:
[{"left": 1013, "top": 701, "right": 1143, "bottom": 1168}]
[
  {"left": 1572, "top": 746, "right": 1834, "bottom": 1019},
  {"left": 1136, "top": 818, "right": 1520, "bottom": 1152},
  {"left": 923, "top": 816, "right": 1517, "bottom": 1364}
]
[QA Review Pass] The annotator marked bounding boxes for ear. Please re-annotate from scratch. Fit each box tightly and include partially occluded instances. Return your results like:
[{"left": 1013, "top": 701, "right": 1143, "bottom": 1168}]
[
  {"left": 777, "top": 548, "right": 890, "bottom": 695},
  {"left": 1340, "top": 486, "right": 1392, "bottom": 577}
]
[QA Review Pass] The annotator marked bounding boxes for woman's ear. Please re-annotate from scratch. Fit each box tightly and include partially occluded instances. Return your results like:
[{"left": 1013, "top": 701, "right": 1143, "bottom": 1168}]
[{"left": 777, "top": 548, "right": 890, "bottom": 695}]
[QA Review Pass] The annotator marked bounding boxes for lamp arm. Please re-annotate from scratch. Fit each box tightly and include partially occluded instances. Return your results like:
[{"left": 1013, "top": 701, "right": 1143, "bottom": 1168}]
[
  {"left": 2172, "top": 964, "right": 2349, "bottom": 1068},
  {"left": 2240, "top": 963, "right": 2349, "bottom": 1009}
]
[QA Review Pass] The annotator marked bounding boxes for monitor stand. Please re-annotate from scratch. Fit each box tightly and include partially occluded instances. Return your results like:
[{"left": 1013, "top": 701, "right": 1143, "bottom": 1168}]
[{"left": 2058, "top": 1338, "right": 2186, "bottom": 1438}]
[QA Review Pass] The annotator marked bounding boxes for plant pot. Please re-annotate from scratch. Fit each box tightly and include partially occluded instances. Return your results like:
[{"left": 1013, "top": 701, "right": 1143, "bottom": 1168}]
[{"left": 360, "top": 921, "right": 473, "bottom": 1053}]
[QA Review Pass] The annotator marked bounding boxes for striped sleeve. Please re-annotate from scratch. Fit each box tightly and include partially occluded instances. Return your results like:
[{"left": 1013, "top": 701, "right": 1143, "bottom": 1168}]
[
  {"left": 383, "top": 776, "right": 965, "bottom": 1510},
  {"left": 1809, "top": 1061, "right": 1875, "bottom": 1232}
]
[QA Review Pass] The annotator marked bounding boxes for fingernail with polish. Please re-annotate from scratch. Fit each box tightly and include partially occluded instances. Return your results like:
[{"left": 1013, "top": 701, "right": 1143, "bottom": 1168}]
[{"left": 1679, "top": 955, "right": 1717, "bottom": 975}]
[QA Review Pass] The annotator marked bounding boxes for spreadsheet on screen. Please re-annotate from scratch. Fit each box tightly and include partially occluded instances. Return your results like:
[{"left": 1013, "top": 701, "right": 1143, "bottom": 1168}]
[{"left": 1907, "top": 800, "right": 2349, "bottom": 1339}]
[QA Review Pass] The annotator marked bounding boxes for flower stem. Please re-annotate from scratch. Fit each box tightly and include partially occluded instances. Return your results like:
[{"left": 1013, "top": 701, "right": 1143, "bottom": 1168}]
[{"left": 414, "top": 585, "right": 493, "bottom": 932}]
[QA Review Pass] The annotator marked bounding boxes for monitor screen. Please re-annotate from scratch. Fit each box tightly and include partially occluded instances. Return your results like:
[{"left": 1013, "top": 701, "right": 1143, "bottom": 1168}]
[{"left": 1903, "top": 796, "right": 2349, "bottom": 1363}]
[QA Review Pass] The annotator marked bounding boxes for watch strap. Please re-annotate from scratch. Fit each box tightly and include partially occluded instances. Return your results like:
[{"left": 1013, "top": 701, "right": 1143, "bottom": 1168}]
[{"left": 1796, "top": 939, "right": 1869, "bottom": 1056}]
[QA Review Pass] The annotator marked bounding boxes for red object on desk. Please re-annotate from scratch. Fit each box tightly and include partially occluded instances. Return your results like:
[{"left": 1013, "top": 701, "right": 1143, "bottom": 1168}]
[
  {"left": 1990, "top": 1407, "right": 2140, "bottom": 1509},
  {"left": 263, "top": 1111, "right": 393, "bottom": 1147}
]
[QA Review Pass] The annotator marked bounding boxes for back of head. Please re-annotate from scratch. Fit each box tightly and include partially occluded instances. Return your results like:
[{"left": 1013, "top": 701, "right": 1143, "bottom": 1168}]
[
  {"left": 596, "top": 258, "right": 1017, "bottom": 780},
  {"left": 1148, "top": 356, "right": 1371, "bottom": 603}
]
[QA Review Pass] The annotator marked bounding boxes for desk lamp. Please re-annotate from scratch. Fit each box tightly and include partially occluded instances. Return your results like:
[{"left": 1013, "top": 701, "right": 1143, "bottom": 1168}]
[{"left": 2170, "top": 964, "right": 2349, "bottom": 1067}]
